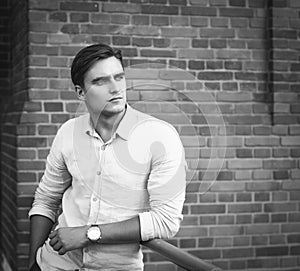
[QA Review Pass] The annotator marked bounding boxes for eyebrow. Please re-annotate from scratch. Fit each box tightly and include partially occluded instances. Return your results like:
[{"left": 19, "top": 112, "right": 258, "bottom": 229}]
[{"left": 91, "top": 71, "right": 125, "bottom": 84}]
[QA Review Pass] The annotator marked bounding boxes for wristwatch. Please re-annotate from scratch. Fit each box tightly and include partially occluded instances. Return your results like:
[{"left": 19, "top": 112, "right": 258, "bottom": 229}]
[{"left": 87, "top": 224, "right": 102, "bottom": 242}]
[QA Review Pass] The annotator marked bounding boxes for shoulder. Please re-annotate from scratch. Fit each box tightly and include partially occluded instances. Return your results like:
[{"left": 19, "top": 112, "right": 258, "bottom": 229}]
[{"left": 56, "top": 114, "right": 89, "bottom": 136}]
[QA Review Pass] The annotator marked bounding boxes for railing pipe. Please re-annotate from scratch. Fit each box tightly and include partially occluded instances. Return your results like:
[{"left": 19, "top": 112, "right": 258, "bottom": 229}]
[{"left": 142, "top": 239, "right": 222, "bottom": 271}]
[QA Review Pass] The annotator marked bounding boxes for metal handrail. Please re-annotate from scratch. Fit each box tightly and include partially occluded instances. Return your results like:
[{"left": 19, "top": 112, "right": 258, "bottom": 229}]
[{"left": 141, "top": 239, "right": 222, "bottom": 271}]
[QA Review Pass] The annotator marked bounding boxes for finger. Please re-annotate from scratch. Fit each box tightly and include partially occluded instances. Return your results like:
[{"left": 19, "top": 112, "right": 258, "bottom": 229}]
[
  {"left": 49, "top": 236, "right": 58, "bottom": 247},
  {"left": 53, "top": 242, "right": 62, "bottom": 251},
  {"left": 49, "top": 231, "right": 57, "bottom": 239},
  {"left": 58, "top": 247, "right": 66, "bottom": 255}
]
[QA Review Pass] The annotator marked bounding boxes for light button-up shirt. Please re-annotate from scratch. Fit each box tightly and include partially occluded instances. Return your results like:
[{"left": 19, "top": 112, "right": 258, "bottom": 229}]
[{"left": 29, "top": 105, "right": 186, "bottom": 270}]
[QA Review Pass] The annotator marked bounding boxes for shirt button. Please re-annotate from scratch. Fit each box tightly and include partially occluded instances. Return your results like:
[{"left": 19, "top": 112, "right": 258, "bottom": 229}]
[
  {"left": 97, "top": 171, "right": 101, "bottom": 175},
  {"left": 101, "top": 145, "right": 106, "bottom": 150},
  {"left": 93, "top": 197, "right": 98, "bottom": 202}
]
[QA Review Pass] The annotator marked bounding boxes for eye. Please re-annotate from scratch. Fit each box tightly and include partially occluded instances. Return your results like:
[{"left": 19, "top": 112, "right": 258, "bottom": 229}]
[
  {"left": 95, "top": 79, "right": 106, "bottom": 85},
  {"left": 115, "top": 74, "right": 125, "bottom": 81}
]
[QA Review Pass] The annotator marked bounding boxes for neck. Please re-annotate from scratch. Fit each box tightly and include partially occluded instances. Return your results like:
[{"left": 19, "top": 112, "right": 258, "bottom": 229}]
[{"left": 90, "top": 108, "right": 126, "bottom": 142}]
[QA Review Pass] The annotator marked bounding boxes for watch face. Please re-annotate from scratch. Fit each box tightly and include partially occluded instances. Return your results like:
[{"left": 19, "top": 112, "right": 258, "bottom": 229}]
[{"left": 88, "top": 226, "right": 101, "bottom": 241}]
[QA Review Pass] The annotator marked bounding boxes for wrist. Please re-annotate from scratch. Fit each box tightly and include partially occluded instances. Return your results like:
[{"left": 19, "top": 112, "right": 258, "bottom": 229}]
[{"left": 86, "top": 224, "right": 102, "bottom": 244}]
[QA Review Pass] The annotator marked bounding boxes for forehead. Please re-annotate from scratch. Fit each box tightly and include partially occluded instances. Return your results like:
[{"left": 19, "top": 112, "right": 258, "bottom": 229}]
[{"left": 86, "top": 56, "right": 123, "bottom": 78}]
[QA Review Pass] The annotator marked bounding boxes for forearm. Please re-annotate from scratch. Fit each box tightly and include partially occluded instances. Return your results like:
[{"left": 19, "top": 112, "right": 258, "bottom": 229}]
[
  {"left": 98, "top": 215, "right": 141, "bottom": 244},
  {"left": 29, "top": 215, "right": 54, "bottom": 267}
]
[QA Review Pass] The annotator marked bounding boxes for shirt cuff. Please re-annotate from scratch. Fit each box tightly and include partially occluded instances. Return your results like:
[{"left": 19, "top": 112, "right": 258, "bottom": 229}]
[{"left": 138, "top": 212, "right": 155, "bottom": 241}]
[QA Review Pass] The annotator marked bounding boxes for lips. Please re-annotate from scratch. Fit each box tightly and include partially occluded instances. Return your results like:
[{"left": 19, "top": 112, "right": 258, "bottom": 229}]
[{"left": 109, "top": 96, "right": 122, "bottom": 102}]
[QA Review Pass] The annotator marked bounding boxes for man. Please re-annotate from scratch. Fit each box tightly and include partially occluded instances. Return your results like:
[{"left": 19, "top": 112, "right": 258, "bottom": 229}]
[{"left": 29, "top": 43, "right": 186, "bottom": 271}]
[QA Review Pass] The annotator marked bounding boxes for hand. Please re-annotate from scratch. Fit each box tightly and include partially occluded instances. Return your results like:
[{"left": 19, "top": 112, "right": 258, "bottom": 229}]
[{"left": 49, "top": 226, "right": 89, "bottom": 255}]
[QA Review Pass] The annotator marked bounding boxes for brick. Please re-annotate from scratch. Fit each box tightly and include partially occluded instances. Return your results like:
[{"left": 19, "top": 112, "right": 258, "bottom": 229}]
[
  {"left": 198, "top": 72, "right": 233, "bottom": 81},
  {"left": 228, "top": 159, "right": 262, "bottom": 169},
  {"left": 202, "top": 29, "right": 235, "bottom": 38},
  {"left": 247, "top": 182, "right": 280, "bottom": 191},
  {"left": 223, "top": 248, "right": 253, "bottom": 258},
  {"left": 38, "top": 125, "right": 58, "bottom": 135},
  {"left": 245, "top": 136, "right": 280, "bottom": 146},
  {"left": 237, "top": 192, "right": 252, "bottom": 202},
  {"left": 256, "top": 246, "right": 288, "bottom": 257},
  {"left": 153, "top": 38, "right": 170, "bottom": 48},
  {"left": 49, "top": 34, "right": 71, "bottom": 44},
  {"left": 190, "top": 17, "right": 208, "bottom": 27},
  {"left": 171, "top": 39, "right": 189, "bottom": 48},
  {"left": 151, "top": 16, "right": 169, "bottom": 26},
  {"left": 191, "top": 204, "right": 225, "bottom": 214},
  {"left": 132, "top": 15, "right": 149, "bottom": 25},
  {"left": 169, "top": 60, "right": 186, "bottom": 70},
  {"left": 140, "top": 49, "right": 175, "bottom": 58},
  {"left": 49, "top": 12, "right": 67, "bottom": 22},
  {"left": 29, "top": 33, "right": 47, "bottom": 44},
  {"left": 29, "top": 56, "right": 47, "bottom": 67},
  {"left": 210, "top": 226, "right": 243, "bottom": 236},
  {"left": 29, "top": 45, "right": 59, "bottom": 56},
  {"left": 282, "top": 223, "right": 300, "bottom": 233},
  {"left": 141, "top": 5, "right": 178, "bottom": 14},
  {"left": 228, "top": 203, "right": 262, "bottom": 213},
  {"left": 18, "top": 136, "right": 47, "bottom": 148},
  {"left": 254, "top": 214, "right": 269, "bottom": 223},
  {"left": 198, "top": 238, "right": 213, "bottom": 247},
  {"left": 281, "top": 137, "right": 300, "bottom": 146},
  {"left": 181, "top": 7, "right": 216, "bottom": 16},
  {"left": 44, "top": 102, "right": 63, "bottom": 112},
  {"left": 254, "top": 192, "right": 269, "bottom": 202},
  {"left": 200, "top": 216, "right": 216, "bottom": 225},
  {"left": 264, "top": 203, "right": 297, "bottom": 213},
  {"left": 217, "top": 50, "right": 251, "bottom": 59},
  {"left": 17, "top": 161, "right": 45, "bottom": 171},
  {"left": 29, "top": 68, "right": 59, "bottom": 78},
  {"left": 189, "top": 249, "right": 221, "bottom": 260},
  {"left": 220, "top": 7, "right": 253, "bottom": 17},
  {"left": 235, "top": 214, "right": 251, "bottom": 224},
  {"left": 176, "top": 226, "right": 207, "bottom": 237},
  {"left": 179, "top": 49, "right": 214, "bottom": 59},
  {"left": 30, "top": 22, "right": 60, "bottom": 33},
  {"left": 29, "top": 11, "right": 47, "bottom": 22},
  {"left": 218, "top": 193, "right": 234, "bottom": 202},
  {"left": 179, "top": 238, "right": 196, "bottom": 248},
  {"left": 29, "top": 0, "right": 58, "bottom": 10},
  {"left": 112, "top": 36, "right": 130, "bottom": 46},
  {"left": 61, "top": 2, "right": 99, "bottom": 11},
  {"left": 19, "top": 113, "right": 49, "bottom": 123},
  {"left": 60, "top": 24, "right": 79, "bottom": 34},
  {"left": 263, "top": 160, "right": 296, "bottom": 169},
  {"left": 273, "top": 170, "right": 289, "bottom": 180},
  {"left": 161, "top": 27, "right": 197, "bottom": 37},
  {"left": 211, "top": 182, "right": 245, "bottom": 192},
  {"left": 70, "top": 12, "right": 89, "bottom": 22},
  {"left": 159, "top": 70, "right": 193, "bottom": 80},
  {"left": 117, "top": 25, "right": 159, "bottom": 36},
  {"left": 111, "top": 14, "right": 130, "bottom": 24}
]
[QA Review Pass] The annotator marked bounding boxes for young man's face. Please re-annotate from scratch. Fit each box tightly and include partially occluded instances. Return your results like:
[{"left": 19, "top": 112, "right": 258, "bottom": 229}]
[{"left": 79, "top": 56, "right": 127, "bottom": 117}]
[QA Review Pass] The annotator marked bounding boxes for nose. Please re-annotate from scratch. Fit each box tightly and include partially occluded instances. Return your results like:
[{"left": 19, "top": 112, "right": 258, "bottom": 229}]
[{"left": 108, "top": 78, "right": 119, "bottom": 93}]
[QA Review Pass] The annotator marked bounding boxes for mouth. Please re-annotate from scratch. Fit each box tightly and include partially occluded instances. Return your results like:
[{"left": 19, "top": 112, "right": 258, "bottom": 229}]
[{"left": 109, "top": 96, "right": 123, "bottom": 102}]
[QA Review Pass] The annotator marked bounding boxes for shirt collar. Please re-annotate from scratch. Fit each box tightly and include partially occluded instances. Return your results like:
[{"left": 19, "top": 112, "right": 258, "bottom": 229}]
[{"left": 85, "top": 104, "right": 137, "bottom": 141}]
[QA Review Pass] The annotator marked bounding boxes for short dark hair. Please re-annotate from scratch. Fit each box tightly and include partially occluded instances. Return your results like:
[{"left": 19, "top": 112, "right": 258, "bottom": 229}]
[{"left": 71, "top": 43, "right": 124, "bottom": 87}]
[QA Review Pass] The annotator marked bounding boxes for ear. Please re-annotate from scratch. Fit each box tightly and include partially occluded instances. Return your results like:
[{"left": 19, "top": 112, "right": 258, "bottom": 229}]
[{"left": 75, "top": 85, "right": 86, "bottom": 101}]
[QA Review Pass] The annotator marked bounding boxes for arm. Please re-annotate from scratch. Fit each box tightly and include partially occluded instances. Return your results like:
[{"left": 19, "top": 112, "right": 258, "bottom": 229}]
[
  {"left": 28, "top": 215, "right": 54, "bottom": 270},
  {"left": 28, "top": 127, "right": 71, "bottom": 266},
  {"left": 49, "top": 121, "right": 186, "bottom": 253}
]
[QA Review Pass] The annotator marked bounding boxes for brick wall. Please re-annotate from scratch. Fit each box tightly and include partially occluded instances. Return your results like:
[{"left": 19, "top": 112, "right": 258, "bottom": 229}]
[
  {"left": 1, "top": 0, "right": 300, "bottom": 270},
  {"left": 0, "top": 0, "right": 10, "bottom": 262},
  {"left": 1, "top": 0, "right": 28, "bottom": 269}
]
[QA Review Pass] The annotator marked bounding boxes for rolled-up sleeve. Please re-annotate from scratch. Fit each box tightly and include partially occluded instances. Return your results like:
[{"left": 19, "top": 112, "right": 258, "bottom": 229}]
[
  {"left": 28, "top": 127, "right": 72, "bottom": 222},
  {"left": 139, "top": 125, "right": 187, "bottom": 241}
]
